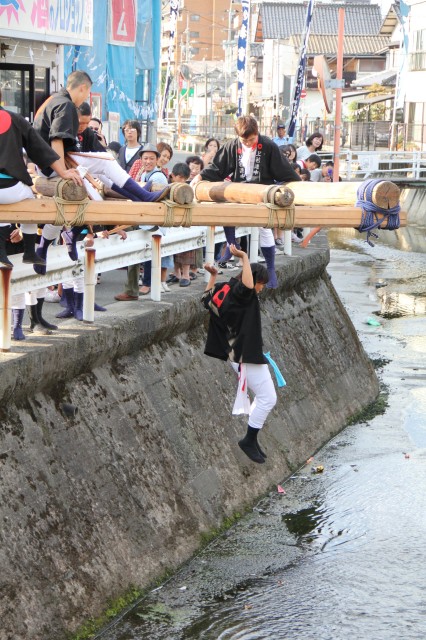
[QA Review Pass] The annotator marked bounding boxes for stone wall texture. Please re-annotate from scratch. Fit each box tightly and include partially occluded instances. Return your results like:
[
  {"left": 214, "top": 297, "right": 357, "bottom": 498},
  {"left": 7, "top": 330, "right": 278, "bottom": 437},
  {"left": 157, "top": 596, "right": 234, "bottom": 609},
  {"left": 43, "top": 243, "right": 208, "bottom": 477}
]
[{"left": 0, "top": 238, "right": 379, "bottom": 640}]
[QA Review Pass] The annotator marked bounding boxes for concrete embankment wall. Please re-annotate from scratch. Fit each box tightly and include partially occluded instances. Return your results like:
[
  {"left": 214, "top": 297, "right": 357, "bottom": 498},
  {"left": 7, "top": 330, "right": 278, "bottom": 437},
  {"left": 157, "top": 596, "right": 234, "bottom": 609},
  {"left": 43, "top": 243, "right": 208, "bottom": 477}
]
[{"left": 0, "top": 238, "right": 379, "bottom": 640}]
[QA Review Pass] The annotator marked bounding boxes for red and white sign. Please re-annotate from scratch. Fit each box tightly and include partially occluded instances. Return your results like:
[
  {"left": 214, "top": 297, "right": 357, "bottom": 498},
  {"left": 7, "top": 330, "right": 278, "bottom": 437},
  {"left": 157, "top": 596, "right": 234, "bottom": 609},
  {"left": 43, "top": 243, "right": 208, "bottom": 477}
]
[
  {"left": 109, "top": 0, "right": 136, "bottom": 46},
  {"left": 301, "top": 89, "right": 307, "bottom": 99}
]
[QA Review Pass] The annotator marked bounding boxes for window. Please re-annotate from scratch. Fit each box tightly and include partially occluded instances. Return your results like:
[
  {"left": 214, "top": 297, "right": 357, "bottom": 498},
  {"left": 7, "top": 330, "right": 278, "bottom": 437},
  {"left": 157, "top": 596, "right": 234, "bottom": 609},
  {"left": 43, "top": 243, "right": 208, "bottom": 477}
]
[
  {"left": 189, "top": 31, "right": 199, "bottom": 38},
  {"left": 190, "top": 14, "right": 200, "bottom": 21},
  {"left": 358, "top": 59, "right": 386, "bottom": 73},
  {"left": 191, "top": 47, "right": 200, "bottom": 55},
  {"left": 409, "top": 29, "right": 426, "bottom": 71}
]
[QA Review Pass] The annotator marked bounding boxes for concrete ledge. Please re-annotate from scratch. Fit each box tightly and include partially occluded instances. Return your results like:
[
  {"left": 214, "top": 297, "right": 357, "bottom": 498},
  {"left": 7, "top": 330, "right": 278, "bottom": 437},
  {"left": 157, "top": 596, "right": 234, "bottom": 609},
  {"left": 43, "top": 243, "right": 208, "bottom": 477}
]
[{"left": 0, "top": 236, "right": 379, "bottom": 639}]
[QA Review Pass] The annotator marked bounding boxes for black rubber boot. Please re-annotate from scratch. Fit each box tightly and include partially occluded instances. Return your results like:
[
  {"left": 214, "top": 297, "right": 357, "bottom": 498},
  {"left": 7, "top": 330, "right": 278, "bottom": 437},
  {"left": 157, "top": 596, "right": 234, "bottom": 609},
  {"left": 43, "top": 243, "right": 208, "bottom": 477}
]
[
  {"left": 74, "top": 291, "right": 84, "bottom": 321},
  {"left": 27, "top": 304, "right": 52, "bottom": 335},
  {"left": 0, "top": 226, "right": 13, "bottom": 269},
  {"left": 22, "top": 233, "right": 46, "bottom": 265},
  {"left": 12, "top": 309, "right": 25, "bottom": 340},
  {"left": 238, "top": 425, "right": 265, "bottom": 464},
  {"left": 36, "top": 298, "right": 58, "bottom": 330},
  {"left": 33, "top": 236, "right": 55, "bottom": 275}
]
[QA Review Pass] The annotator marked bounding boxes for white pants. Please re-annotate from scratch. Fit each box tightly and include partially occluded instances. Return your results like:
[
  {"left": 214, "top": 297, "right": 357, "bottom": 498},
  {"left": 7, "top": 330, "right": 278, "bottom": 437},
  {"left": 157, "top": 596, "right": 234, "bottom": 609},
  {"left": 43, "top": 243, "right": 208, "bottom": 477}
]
[
  {"left": 68, "top": 152, "right": 129, "bottom": 189},
  {"left": 12, "top": 288, "right": 46, "bottom": 309},
  {"left": 259, "top": 227, "right": 275, "bottom": 248},
  {"left": 0, "top": 182, "right": 37, "bottom": 234},
  {"left": 231, "top": 362, "right": 277, "bottom": 429}
]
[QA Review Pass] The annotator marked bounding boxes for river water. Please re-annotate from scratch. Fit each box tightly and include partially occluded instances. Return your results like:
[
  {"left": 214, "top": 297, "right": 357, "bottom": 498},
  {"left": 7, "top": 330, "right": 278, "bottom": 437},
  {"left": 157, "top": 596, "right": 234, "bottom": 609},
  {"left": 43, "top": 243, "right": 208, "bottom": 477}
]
[{"left": 97, "top": 225, "right": 426, "bottom": 640}]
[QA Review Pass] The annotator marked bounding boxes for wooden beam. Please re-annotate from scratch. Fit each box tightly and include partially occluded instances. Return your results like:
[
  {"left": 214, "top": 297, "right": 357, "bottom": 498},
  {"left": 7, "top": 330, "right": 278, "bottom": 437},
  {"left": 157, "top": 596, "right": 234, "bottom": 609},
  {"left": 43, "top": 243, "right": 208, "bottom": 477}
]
[
  {"left": 195, "top": 180, "right": 401, "bottom": 209},
  {"left": 0, "top": 198, "right": 407, "bottom": 228}
]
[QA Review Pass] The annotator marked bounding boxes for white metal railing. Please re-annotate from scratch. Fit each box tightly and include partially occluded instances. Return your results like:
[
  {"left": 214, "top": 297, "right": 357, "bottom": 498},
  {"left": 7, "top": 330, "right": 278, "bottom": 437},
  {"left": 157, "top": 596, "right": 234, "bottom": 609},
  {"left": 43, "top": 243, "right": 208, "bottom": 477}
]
[
  {"left": 323, "top": 150, "right": 426, "bottom": 181},
  {"left": 1, "top": 224, "right": 275, "bottom": 352}
]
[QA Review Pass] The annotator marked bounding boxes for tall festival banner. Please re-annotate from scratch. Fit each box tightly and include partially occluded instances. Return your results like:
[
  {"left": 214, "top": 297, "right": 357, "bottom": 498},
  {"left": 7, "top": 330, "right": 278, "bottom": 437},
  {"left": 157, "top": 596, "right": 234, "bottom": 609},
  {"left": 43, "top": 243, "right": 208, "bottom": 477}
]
[
  {"left": 236, "top": 0, "right": 250, "bottom": 117},
  {"left": 287, "top": 0, "right": 314, "bottom": 138},
  {"left": 161, "top": 0, "right": 179, "bottom": 120}
]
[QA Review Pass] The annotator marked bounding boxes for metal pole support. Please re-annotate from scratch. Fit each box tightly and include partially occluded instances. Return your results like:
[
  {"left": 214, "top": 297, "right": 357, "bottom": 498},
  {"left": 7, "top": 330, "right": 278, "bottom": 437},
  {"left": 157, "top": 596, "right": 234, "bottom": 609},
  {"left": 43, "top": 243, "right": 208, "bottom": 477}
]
[
  {"left": 0, "top": 268, "right": 12, "bottom": 352},
  {"left": 249, "top": 227, "right": 259, "bottom": 263},
  {"left": 83, "top": 247, "right": 96, "bottom": 323},
  {"left": 205, "top": 225, "right": 215, "bottom": 283},
  {"left": 283, "top": 229, "right": 292, "bottom": 256},
  {"left": 151, "top": 234, "right": 162, "bottom": 302}
]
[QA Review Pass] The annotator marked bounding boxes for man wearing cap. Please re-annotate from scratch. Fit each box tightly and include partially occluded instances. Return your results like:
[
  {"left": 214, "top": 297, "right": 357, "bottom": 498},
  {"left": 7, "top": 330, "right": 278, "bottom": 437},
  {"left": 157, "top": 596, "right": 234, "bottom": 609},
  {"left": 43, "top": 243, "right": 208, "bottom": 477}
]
[
  {"left": 114, "top": 144, "right": 168, "bottom": 301},
  {"left": 272, "top": 124, "right": 290, "bottom": 147},
  {"left": 132, "top": 144, "right": 168, "bottom": 186}
]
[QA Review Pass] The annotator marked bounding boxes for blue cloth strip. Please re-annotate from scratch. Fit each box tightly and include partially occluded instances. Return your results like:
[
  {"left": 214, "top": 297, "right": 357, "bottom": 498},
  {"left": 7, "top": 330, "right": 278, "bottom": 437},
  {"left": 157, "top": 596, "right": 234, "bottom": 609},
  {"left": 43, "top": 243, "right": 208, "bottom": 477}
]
[
  {"left": 264, "top": 351, "right": 287, "bottom": 387},
  {"left": 0, "top": 172, "right": 13, "bottom": 179}
]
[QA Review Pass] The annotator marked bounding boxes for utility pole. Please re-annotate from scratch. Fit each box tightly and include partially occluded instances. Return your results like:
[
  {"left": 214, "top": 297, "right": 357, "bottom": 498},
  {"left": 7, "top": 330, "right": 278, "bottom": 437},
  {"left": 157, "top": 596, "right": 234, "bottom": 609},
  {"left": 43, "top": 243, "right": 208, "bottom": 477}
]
[{"left": 333, "top": 7, "right": 345, "bottom": 181}]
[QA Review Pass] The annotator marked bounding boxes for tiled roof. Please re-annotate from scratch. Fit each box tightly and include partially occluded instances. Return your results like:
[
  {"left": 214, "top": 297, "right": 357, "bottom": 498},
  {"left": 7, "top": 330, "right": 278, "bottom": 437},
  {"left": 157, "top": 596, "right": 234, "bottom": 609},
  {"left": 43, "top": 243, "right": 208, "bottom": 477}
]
[
  {"left": 289, "top": 34, "right": 391, "bottom": 56},
  {"left": 259, "top": 2, "right": 384, "bottom": 40}
]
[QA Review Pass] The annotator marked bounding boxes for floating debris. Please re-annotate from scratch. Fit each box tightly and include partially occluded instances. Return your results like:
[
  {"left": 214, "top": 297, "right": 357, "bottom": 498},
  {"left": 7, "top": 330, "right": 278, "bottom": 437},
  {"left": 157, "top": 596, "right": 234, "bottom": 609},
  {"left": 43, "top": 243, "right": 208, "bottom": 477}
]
[
  {"left": 311, "top": 465, "right": 324, "bottom": 474},
  {"left": 366, "top": 317, "right": 381, "bottom": 327},
  {"left": 277, "top": 485, "right": 286, "bottom": 494}
]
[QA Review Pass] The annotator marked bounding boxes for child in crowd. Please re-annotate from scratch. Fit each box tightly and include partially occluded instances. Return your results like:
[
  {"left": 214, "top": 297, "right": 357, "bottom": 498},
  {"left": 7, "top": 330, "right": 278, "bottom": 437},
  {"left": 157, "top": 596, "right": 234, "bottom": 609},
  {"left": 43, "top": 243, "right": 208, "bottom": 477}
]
[{"left": 185, "top": 155, "right": 204, "bottom": 181}]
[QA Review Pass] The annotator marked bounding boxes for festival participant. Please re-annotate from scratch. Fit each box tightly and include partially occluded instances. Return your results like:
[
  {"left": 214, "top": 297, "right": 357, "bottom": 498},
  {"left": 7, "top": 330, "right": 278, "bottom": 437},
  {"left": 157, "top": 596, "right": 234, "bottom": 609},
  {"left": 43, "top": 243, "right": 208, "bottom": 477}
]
[
  {"left": 192, "top": 115, "right": 300, "bottom": 288},
  {"left": 0, "top": 90, "right": 81, "bottom": 269},
  {"left": 202, "top": 245, "right": 276, "bottom": 464},
  {"left": 32, "top": 71, "right": 170, "bottom": 273}
]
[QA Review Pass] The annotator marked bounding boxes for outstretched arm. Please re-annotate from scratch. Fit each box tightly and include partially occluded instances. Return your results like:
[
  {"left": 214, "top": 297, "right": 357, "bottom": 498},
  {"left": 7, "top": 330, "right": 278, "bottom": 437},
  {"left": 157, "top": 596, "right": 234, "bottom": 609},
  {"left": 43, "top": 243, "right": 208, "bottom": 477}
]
[
  {"left": 230, "top": 244, "right": 253, "bottom": 289},
  {"left": 203, "top": 263, "right": 218, "bottom": 291}
]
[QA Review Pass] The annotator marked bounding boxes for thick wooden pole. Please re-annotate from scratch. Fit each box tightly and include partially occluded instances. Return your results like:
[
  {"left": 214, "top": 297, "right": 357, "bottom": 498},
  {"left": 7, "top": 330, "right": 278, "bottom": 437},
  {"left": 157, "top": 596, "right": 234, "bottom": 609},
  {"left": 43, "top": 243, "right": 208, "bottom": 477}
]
[
  {"left": 0, "top": 198, "right": 407, "bottom": 228},
  {"left": 195, "top": 180, "right": 401, "bottom": 209},
  {"left": 194, "top": 181, "right": 295, "bottom": 207}
]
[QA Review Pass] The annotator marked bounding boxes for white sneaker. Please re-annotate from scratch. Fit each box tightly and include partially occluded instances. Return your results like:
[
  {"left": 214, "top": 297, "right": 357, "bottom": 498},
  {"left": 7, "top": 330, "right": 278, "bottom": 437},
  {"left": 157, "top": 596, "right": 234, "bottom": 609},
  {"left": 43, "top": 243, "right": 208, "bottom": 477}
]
[
  {"left": 161, "top": 282, "right": 171, "bottom": 293},
  {"left": 292, "top": 232, "right": 302, "bottom": 244}
]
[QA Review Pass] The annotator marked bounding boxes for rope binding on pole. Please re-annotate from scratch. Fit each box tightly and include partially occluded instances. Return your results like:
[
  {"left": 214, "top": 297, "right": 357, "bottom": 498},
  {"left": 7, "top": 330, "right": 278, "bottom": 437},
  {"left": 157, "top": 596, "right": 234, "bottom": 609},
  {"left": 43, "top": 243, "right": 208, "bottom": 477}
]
[{"left": 356, "top": 179, "right": 401, "bottom": 247}]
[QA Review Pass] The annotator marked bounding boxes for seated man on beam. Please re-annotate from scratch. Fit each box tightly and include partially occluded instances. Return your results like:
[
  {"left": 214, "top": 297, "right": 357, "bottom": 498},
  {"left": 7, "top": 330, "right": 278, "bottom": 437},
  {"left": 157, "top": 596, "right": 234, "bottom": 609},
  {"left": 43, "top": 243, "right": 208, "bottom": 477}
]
[
  {"left": 0, "top": 88, "right": 82, "bottom": 269},
  {"left": 32, "top": 70, "right": 170, "bottom": 272}
]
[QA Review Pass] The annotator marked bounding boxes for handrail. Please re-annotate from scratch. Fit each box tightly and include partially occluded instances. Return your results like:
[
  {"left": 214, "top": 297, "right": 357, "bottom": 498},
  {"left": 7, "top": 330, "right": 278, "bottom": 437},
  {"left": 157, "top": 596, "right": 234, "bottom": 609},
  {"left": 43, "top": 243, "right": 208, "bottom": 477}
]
[{"left": 0, "top": 225, "right": 256, "bottom": 352}]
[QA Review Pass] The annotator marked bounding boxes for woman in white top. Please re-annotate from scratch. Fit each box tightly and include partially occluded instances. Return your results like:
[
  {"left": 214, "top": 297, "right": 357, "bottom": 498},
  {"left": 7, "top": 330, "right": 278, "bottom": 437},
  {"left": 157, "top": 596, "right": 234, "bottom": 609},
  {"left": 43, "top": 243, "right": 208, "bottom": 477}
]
[
  {"left": 296, "top": 132, "right": 324, "bottom": 161},
  {"left": 117, "top": 119, "right": 143, "bottom": 172}
]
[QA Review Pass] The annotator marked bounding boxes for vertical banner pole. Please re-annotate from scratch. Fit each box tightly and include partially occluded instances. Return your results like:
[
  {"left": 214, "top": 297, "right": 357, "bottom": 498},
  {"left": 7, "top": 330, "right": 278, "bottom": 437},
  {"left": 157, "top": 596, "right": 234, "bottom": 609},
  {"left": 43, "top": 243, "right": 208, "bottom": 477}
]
[{"left": 236, "top": 0, "right": 250, "bottom": 117}]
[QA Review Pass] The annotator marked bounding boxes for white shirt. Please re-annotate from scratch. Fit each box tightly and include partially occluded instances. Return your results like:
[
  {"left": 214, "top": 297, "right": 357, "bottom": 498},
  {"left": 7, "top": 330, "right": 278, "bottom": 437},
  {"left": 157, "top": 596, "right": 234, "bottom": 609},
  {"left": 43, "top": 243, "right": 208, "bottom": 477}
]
[{"left": 240, "top": 143, "right": 257, "bottom": 181}]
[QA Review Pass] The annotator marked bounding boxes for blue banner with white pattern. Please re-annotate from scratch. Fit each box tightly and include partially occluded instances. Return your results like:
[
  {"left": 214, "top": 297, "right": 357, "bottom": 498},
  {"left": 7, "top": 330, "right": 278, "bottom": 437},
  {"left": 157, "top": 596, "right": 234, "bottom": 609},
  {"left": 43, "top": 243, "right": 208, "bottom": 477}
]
[
  {"left": 237, "top": 0, "right": 250, "bottom": 117},
  {"left": 161, "top": 0, "right": 179, "bottom": 119},
  {"left": 288, "top": 0, "right": 314, "bottom": 138}
]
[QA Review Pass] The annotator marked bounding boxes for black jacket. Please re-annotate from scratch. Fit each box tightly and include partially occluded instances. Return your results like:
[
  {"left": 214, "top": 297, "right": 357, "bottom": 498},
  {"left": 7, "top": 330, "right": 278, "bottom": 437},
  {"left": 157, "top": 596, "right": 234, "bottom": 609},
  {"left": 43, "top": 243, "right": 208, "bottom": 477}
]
[
  {"left": 34, "top": 88, "right": 79, "bottom": 153},
  {"left": 0, "top": 107, "right": 59, "bottom": 187},
  {"left": 200, "top": 135, "right": 300, "bottom": 184}
]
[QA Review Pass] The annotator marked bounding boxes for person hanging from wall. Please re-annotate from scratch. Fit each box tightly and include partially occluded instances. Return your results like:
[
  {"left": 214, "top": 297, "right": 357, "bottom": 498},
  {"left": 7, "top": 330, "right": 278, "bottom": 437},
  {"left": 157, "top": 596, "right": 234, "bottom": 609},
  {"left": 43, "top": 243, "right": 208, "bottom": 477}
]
[
  {"left": 32, "top": 70, "right": 171, "bottom": 274},
  {"left": 201, "top": 245, "right": 277, "bottom": 464},
  {"left": 192, "top": 116, "right": 300, "bottom": 288}
]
